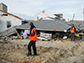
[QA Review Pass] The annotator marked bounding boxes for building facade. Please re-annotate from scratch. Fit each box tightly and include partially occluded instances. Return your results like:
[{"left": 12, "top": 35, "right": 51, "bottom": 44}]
[
  {"left": 34, "top": 10, "right": 56, "bottom": 21},
  {"left": 0, "top": 3, "right": 22, "bottom": 32},
  {"left": 0, "top": 3, "right": 7, "bottom": 12}
]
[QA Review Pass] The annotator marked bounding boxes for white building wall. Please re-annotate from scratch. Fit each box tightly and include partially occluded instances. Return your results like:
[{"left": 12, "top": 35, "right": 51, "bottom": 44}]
[
  {"left": 0, "top": 3, "right": 7, "bottom": 12},
  {"left": 0, "top": 12, "right": 21, "bottom": 32},
  {"left": 0, "top": 19, "right": 7, "bottom": 32},
  {"left": 34, "top": 10, "right": 56, "bottom": 21}
]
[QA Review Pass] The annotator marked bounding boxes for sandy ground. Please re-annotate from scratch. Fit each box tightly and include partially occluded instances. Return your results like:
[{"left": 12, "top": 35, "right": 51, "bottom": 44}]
[{"left": 0, "top": 39, "right": 84, "bottom": 63}]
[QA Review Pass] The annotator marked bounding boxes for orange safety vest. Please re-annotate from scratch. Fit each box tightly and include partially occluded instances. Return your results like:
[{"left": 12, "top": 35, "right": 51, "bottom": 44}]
[
  {"left": 70, "top": 27, "right": 75, "bottom": 33},
  {"left": 30, "top": 28, "right": 37, "bottom": 41}
]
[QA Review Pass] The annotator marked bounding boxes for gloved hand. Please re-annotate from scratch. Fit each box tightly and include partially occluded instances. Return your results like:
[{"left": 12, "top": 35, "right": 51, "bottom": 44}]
[{"left": 27, "top": 34, "right": 29, "bottom": 36}]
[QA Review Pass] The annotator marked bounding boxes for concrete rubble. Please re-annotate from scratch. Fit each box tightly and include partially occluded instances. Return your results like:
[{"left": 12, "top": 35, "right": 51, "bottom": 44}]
[{"left": 0, "top": 27, "right": 17, "bottom": 37}]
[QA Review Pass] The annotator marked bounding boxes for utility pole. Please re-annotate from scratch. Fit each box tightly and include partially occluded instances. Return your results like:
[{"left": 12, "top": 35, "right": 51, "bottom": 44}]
[
  {"left": 72, "top": 14, "right": 75, "bottom": 21},
  {"left": 83, "top": 6, "right": 84, "bottom": 20}
]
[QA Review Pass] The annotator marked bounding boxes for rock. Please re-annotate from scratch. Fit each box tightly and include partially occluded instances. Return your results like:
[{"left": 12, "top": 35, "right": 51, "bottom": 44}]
[
  {"left": 24, "top": 44, "right": 27, "bottom": 48},
  {"left": 15, "top": 45, "right": 18, "bottom": 48},
  {"left": 19, "top": 44, "right": 24, "bottom": 48},
  {"left": 54, "top": 48, "right": 59, "bottom": 53}
]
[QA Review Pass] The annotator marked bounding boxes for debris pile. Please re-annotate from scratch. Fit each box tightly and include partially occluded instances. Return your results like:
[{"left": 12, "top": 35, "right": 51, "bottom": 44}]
[{"left": 0, "top": 39, "right": 84, "bottom": 63}]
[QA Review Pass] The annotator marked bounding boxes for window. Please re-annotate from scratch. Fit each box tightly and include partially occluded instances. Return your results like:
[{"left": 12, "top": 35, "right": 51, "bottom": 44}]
[
  {"left": 43, "top": 11, "right": 45, "bottom": 13},
  {"left": 37, "top": 17, "right": 39, "bottom": 19},
  {"left": 3, "top": 14, "right": 8, "bottom": 16},
  {"left": 7, "top": 21, "right": 11, "bottom": 28}
]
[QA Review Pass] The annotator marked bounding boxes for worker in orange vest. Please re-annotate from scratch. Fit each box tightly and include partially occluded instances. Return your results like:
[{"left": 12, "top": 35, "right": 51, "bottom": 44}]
[
  {"left": 67, "top": 24, "right": 76, "bottom": 41},
  {"left": 27, "top": 22, "right": 37, "bottom": 56}
]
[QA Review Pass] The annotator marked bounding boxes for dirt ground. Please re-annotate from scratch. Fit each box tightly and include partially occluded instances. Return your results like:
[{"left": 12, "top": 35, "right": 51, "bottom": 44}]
[{"left": 0, "top": 39, "right": 84, "bottom": 63}]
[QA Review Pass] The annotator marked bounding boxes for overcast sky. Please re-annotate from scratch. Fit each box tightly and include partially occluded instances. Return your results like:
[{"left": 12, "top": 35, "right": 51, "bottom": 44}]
[{"left": 1, "top": 0, "right": 84, "bottom": 21}]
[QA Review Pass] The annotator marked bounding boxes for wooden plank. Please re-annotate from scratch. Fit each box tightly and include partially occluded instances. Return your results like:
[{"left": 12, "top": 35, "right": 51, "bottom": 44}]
[{"left": 16, "top": 31, "right": 21, "bottom": 39}]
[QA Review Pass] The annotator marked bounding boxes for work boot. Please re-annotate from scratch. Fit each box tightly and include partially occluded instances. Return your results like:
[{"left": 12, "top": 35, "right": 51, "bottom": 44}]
[
  {"left": 34, "top": 54, "right": 39, "bottom": 56},
  {"left": 34, "top": 54, "right": 37, "bottom": 55},
  {"left": 26, "top": 53, "right": 31, "bottom": 56}
]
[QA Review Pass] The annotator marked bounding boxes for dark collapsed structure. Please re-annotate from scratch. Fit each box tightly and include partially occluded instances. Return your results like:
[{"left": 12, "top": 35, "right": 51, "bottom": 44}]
[
  {"left": 16, "top": 19, "right": 70, "bottom": 32},
  {"left": 1, "top": 19, "right": 84, "bottom": 40},
  {"left": 14, "top": 19, "right": 70, "bottom": 39},
  {"left": 0, "top": 19, "right": 70, "bottom": 39}
]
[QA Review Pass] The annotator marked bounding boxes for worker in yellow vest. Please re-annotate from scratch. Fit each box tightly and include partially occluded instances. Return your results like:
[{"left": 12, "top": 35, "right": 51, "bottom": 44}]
[
  {"left": 67, "top": 24, "right": 76, "bottom": 41},
  {"left": 27, "top": 22, "right": 37, "bottom": 56}
]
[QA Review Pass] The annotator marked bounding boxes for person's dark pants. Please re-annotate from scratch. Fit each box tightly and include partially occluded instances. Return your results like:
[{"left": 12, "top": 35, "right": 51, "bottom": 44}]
[
  {"left": 71, "top": 33, "right": 75, "bottom": 41},
  {"left": 28, "top": 41, "right": 37, "bottom": 55}
]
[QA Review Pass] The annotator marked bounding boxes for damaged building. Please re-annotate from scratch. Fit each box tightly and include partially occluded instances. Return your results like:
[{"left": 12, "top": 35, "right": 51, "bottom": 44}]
[
  {"left": 0, "top": 9, "right": 71, "bottom": 40},
  {"left": 14, "top": 19, "right": 70, "bottom": 40},
  {"left": 0, "top": 3, "right": 22, "bottom": 33}
]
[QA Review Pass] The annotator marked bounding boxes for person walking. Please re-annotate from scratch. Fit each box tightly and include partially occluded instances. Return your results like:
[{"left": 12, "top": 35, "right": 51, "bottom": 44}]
[
  {"left": 67, "top": 24, "right": 76, "bottom": 41},
  {"left": 27, "top": 22, "right": 37, "bottom": 56}
]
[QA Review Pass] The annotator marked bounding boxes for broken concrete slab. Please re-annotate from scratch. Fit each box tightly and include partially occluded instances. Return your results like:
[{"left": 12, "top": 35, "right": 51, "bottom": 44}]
[
  {"left": 0, "top": 27, "right": 21, "bottom": 39},
  {"left": 0, "top": 27, "right": 17, "bottom": 37}
]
